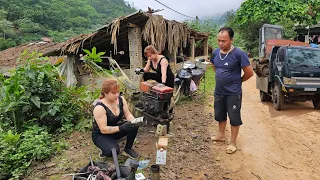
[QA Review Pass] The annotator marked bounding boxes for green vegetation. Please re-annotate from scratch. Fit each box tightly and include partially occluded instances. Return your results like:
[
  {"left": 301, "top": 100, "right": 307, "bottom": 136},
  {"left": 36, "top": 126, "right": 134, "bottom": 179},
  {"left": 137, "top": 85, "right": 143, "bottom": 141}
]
[
  {"left": 3, "top": 0, "right": 320, "bottom": 179},
  {"left": 200, "top": 67, "right": 216, "bottom": 97},
  {"left": 232, "top": 0, "right": 320, "bottom": 56},
  {"left": 186, "top": 19, "right": 219, "bottom": 48},
  {"left": 189, "top": 1, "right": 320, "bottom": 57},
  {"left": 0, "top": 52, "right": 99, "bottom": 179},
  {"left": 0, "top": 126, "right": 68, "bottom": 179},
  {"left": 186, "top": 10, "right": 246, "bottom": 50},
  {"left": 0, "top": 0, "right": 136, "bottom": 50}
]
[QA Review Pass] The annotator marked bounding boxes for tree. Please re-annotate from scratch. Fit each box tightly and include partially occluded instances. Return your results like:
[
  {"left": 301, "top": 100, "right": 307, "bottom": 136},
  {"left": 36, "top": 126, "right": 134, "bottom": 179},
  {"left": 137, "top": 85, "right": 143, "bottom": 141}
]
[
  {"left": 0, "top": 20, "right": 13, "bottom": 39},
  {"left": 0, "top": 38, "right": 16, "bottom": 50},
  {"left": 186, "top": 19, "right": 219, "bottom": 48},
  {"left": 235, "top": 0, "right": 320, "bottom": 27},
  {"left": 15, "top": 18, "right": 42, "bottom": 34},
  {"left": 0, "top": 9, "right": 8, "bottom": 19},
  {"left": 0, "top": 0, "right": 137, "bottom": 49},
  {"left": 224, "top": 10, "right": 237, "bottom": 27},
  {"left": 232, "top": 0, "right": 320, "bottom": 56}
]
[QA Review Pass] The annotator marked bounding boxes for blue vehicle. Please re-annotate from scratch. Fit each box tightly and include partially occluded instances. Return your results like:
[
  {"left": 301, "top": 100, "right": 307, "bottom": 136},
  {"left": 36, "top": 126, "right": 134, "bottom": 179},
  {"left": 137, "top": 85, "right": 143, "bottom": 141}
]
[{"left": 254, "top": 46, "right": 320, "bottom": 110}]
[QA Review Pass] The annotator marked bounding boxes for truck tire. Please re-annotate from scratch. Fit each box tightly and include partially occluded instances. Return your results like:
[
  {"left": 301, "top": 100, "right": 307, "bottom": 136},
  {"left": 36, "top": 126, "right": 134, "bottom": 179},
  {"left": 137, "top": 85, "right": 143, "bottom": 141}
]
[
  {"left": 312, "top": 99, "right": 320, "bottom": 109},
  {"left": 273, "top": 84, "right": 285, "bottom": 110},
  {"left": 260, "top": 90, "right": 271, "bottom": 102}
]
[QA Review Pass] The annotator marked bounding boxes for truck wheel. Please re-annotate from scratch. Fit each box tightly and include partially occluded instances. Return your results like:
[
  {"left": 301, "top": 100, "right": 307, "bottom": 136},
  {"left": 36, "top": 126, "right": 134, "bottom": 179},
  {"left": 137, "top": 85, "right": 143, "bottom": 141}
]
[
  {"left": 260, "top": 90, "right": 271, "bottom": 102},
  {"left": 312, "top": 99, "right": 320, "bottom": 109},
  {"left": 273, "top": 84, "right": 284, "bottom": 110}
]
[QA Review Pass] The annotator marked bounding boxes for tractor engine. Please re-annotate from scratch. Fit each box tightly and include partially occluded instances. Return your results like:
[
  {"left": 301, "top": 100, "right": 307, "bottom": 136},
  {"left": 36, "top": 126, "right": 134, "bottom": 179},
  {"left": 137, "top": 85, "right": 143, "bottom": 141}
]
[{"left": 137, "top": 80, "right": 173, "bottom": 120}]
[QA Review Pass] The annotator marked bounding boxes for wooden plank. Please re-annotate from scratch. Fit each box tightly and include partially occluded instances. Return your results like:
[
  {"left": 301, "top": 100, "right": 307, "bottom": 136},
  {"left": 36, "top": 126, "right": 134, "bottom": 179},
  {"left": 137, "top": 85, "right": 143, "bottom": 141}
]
[{"left": 127, "top": 23, "right": 140, "bottom": 28}]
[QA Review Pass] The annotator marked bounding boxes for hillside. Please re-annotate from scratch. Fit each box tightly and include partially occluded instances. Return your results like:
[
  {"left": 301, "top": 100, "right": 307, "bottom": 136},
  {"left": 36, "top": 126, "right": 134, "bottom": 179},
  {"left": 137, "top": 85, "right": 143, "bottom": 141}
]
[{"left": 0, "top": 0, "right": 136, "bottom": 50}]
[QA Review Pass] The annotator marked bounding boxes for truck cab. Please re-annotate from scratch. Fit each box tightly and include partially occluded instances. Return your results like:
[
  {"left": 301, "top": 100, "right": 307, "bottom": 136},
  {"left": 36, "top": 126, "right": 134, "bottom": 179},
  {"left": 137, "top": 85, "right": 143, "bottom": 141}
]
[
  {"left": 253, "top": 24, "right": 320, "bottom": 110},
  {"left": 259, "top": 24, "right": 283, "bottom": 59}
]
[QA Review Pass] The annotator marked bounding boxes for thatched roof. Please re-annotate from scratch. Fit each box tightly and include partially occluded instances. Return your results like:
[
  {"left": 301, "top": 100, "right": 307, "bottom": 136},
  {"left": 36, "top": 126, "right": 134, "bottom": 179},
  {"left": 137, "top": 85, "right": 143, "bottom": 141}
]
[
  {"left": 0, "top": 41, "right": 62, "bottom": 70},
  {"left": 51, "top": 10, "right": 209, "bottom": 56}
]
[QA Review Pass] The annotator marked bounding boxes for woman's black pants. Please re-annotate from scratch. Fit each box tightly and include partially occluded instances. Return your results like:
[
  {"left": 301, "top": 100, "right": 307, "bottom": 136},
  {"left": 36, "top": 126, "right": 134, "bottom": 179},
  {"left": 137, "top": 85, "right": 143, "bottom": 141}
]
[{"left": 92, "top": 127, "right": 138, "bottom": 157}]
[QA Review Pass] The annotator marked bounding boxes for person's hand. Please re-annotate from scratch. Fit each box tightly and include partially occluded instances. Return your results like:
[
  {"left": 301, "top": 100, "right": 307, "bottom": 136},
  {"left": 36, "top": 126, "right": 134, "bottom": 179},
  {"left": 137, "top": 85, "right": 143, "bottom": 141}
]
[
  {"left": 135, "top": 68, "right": 144, "bottom": 75},
  {"left": 119, "top": 123, "right": 137, "bottom": 132}
]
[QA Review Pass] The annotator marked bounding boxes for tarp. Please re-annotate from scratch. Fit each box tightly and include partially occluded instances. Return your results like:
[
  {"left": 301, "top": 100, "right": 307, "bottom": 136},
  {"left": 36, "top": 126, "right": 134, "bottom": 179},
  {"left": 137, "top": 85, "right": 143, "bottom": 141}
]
[{"left": 58, "top": 57, "right": 77, "bottom": 87}]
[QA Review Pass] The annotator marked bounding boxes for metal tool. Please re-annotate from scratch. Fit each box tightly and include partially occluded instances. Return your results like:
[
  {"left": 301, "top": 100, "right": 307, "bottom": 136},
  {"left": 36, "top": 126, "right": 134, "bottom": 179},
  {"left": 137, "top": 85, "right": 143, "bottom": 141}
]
[
  {"left": 111, "top": 148, "right": 121, "bottom": 179},
  {"left": 90, "top": 156, "right": 94, "bottom": 167}
]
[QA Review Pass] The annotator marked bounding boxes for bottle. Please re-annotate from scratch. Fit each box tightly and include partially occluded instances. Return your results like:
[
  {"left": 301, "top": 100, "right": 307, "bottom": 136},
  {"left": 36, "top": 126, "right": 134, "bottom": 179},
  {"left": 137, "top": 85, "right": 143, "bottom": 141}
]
[{"left": 149, "top": 164, "right": 160, "bottom": 180}]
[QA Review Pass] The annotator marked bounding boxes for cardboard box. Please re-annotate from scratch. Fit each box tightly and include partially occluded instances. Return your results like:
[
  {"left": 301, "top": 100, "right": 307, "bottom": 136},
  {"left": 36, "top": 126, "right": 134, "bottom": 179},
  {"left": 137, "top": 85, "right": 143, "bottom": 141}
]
[{"left": 157, "top": 136, "right": 168, "bottom": 150}]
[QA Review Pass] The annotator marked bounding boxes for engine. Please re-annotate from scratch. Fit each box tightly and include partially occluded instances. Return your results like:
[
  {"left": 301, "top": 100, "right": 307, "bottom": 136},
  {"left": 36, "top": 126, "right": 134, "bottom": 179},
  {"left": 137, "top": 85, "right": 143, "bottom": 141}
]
[{"left": 137, "top": 80, "right": 173, "bottom": 120}]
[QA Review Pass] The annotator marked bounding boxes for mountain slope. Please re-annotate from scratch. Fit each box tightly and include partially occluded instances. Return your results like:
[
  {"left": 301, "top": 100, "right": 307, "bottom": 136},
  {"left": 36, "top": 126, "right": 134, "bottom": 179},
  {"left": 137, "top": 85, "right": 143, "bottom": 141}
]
[{"left": 0, "top": 0, "right": 136, "bottom": 50}]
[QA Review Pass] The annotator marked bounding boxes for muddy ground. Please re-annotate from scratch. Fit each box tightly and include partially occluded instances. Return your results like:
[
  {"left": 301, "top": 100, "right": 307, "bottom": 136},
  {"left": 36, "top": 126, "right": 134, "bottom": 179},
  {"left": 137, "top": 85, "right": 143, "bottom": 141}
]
[{"left": 25, "top": 75, "right": 320, "bottom": 180}]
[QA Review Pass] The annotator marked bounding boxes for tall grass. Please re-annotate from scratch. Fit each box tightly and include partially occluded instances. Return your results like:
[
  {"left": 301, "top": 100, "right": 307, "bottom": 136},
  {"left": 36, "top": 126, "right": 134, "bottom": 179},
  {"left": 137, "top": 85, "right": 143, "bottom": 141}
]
[{"left": 199, "top": 66, "right": 216, "bottom": 97}]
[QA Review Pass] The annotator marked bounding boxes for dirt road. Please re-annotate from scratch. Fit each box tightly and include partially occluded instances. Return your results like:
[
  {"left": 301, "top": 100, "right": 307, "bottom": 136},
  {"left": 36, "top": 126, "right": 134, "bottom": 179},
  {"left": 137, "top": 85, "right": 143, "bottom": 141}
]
[{"left": 212, "top": 75, "right": 320, "bottom": 180}]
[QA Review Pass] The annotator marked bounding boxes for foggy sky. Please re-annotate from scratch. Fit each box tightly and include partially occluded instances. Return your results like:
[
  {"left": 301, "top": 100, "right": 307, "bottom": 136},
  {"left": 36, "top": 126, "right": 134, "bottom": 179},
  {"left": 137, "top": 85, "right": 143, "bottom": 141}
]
[{"left": 126, "top": 0, "right": 245, "bottom": 21}]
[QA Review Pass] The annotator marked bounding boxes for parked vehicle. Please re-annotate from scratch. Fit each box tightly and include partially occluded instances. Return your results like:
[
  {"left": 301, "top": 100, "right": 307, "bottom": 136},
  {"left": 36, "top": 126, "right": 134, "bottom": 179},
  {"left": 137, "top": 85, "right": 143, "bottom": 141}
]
[
  {"left": 252, "top": 24, "right": 320, "bottom": 110},
  {"left": 173, "top": 59, "right": 207, "bottom": 104}
]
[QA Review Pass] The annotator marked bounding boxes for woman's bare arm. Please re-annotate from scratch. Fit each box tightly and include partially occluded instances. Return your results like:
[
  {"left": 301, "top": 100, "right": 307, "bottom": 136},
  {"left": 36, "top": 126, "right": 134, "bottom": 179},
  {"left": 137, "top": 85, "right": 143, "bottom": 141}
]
[
  {"left": 121, "top": 97, "right": 135, "bottom": 121},
  {"left": 143, "top": 59, "right": 151, "bottom": 72},
  {"left": 160, "top": 58, "right": 168, "bottom": 83}
]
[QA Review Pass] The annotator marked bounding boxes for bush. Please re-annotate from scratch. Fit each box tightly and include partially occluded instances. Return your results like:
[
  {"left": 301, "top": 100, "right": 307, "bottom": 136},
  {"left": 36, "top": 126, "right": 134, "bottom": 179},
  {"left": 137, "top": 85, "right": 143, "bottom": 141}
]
[
  {"left": 0, "top": 38, "right": 16, "bottom": 50},
  {"left": 0, "top": 52, "right": 99, "bottom": 179},
  {"left": 0, "top": 52, "right": 94, "bottom": 132},
  {"left": 0, "top": 125, "right": 56, "bottom": 179}
]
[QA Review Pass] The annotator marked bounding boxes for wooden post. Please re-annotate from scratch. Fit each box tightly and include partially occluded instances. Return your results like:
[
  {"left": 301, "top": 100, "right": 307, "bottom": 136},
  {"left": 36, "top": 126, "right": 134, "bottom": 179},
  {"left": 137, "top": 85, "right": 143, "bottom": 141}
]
[
  {"left": 128, "top": 27, "right": 143, "bottom": 87},
  {"left": 168, "top": 48, "right": 177, "bottom": 73},
  {"left": 203, "top": 38, "right": 209, "bottom": 58},
  {"left": 305, "top": 35, "right": 309, "bottom": 44},
  {"left": 189, "top": 37, "right": 195, "bottom": 61},
  {"left": 126, "top": 26, "right": 143, "bottom": 114}
]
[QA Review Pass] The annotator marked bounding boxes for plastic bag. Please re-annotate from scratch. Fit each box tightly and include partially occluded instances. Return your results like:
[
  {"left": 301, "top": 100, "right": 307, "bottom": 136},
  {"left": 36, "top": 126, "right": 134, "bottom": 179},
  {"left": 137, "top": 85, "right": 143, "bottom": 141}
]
[
  {"left": 190, "top": 79, "right": 197, "bottom": 92},
  {"left": 58, "top": 57, "right": 77, "bottom": 87}
]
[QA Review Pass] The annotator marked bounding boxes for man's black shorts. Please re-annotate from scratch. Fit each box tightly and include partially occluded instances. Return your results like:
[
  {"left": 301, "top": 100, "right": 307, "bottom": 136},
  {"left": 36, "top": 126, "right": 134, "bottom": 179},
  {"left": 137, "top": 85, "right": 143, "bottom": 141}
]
[{"left": 214, "top": 94, "right": 242, "bottom": 126}]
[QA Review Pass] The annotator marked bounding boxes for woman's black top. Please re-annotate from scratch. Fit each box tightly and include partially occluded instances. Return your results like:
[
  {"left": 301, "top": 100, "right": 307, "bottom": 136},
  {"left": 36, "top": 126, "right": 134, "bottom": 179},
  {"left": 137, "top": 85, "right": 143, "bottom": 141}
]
[
  {"left": 149, "top": 56, "right": 174, "bottom": 88},
  {"left": 92, "top": 97, "right": 124, "bottom": 135}
]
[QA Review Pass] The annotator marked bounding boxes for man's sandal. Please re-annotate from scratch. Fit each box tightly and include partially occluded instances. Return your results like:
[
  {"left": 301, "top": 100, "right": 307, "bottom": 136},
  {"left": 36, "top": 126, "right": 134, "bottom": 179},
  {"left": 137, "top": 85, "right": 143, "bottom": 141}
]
[
  {"left": 226, "top": 145, "right": 237, "bottom": 154},
  {"left": 211, "top": 136, "right": 226, "bottom": 142}
]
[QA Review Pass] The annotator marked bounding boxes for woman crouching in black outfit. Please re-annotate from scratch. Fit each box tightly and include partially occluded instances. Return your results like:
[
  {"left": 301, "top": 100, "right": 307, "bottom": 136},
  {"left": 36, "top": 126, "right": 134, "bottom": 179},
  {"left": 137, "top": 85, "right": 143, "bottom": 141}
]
[{"left": 92, "top": 79, "right": 139, "bottom": 159}]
